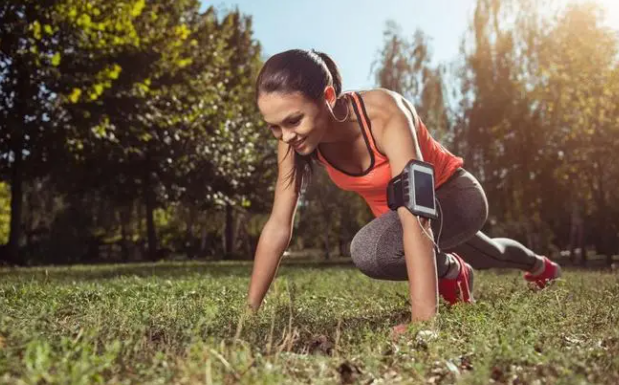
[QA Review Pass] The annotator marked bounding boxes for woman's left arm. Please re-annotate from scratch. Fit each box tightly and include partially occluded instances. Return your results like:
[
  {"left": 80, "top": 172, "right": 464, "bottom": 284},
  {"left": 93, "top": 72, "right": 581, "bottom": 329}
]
[{"left": 373, "top": 91, "right": 438, "bottom": 323}]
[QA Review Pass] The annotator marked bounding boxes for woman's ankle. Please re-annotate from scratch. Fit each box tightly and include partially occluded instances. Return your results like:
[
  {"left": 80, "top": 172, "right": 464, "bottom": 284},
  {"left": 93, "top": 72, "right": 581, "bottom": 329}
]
[{"left": 528, "top": 256, "right": 546, "bottom": 276}]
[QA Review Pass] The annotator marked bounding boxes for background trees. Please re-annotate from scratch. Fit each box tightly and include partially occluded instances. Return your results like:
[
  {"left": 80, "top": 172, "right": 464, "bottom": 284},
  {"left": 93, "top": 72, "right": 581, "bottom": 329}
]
[{"left": 1, "top": 0, "right": 617, "bottom": 265}]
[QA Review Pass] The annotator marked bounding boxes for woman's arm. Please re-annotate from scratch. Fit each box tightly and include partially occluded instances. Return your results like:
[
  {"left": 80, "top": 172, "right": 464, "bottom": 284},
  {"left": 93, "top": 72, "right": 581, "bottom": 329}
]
[
  {"left": 247, "top": 140, "right": 300, "bottom": 311},
  {"left": 370, "top": 90, "right": 438, "bottom": 322}
]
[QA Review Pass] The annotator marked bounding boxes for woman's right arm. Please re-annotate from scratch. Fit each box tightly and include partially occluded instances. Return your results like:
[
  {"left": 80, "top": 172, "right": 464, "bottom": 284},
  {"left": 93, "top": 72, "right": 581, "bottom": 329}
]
[{"left": 247, "top": 140, "right": 300, "bottom": 312}]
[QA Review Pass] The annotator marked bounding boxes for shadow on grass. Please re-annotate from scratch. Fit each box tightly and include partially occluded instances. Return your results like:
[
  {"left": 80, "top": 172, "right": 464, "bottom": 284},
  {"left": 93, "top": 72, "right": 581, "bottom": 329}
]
[{"left": 0, "top": 258, "right": 357, "bottom": 283}]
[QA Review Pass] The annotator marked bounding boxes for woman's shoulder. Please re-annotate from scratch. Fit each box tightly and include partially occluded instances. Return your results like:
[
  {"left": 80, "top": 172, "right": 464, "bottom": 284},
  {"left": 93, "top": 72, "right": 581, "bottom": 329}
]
[{"left": 354, "top": 88, "right": 406, "bottom": 123}]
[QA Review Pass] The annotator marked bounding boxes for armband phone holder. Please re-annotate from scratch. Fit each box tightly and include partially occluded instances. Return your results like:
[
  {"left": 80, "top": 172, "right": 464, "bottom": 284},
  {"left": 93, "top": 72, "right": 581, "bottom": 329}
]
[{"left": 387, "top": 159, "right": 438, "bottom": 220}]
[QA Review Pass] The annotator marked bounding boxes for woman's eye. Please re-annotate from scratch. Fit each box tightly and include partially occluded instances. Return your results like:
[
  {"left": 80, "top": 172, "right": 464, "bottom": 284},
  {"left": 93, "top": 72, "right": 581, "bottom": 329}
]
[
  {"left": 288, "top": 118, "right": 302, "bottom": 127},
  {"left": 269, "top": 126, "right": 281, "bottom": 138}
]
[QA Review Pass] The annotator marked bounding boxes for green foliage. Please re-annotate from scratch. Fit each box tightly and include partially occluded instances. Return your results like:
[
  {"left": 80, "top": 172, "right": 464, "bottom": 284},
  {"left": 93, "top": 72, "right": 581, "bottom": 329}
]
[
  {"left": 455, "top": 0, "right": 619, "bottom": 255},
  {"left": 1, "top": 262, "right": 619, "bottom": 383},
  {"left": 372, "top": 22, "right": 451, "bottom": 141},
  {"left": 296, "top": 168, "right": 372, "bottom": 257},
  {"left": 1, "top": 0, "right": 267, "bottom": 262},
  {"left": 3, "top": 0, "right": 619, "bottom": 264}
]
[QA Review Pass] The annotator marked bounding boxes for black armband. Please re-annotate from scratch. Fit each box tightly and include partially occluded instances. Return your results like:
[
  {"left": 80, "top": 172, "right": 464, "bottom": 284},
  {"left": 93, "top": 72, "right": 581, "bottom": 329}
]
[{"left": 386, "top": 159, "right": 438, "bottom": 220}]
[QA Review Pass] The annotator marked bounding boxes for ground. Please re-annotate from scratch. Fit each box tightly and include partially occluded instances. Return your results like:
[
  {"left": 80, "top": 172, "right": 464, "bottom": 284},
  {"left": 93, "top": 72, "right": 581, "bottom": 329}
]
[{"left": 1, "top": 260, "right": 618, "bottom": 384}]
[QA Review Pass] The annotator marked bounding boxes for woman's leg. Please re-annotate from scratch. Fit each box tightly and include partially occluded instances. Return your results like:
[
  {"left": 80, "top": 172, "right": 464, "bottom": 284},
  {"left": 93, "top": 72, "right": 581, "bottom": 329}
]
[
  {"left": 447, "top": 232, "right": 541, "bottom": 271},
  {"left": 349, "top": 169, "right": 546, "bottom": 279},
  {"left": 349, "top": 169, "right": 484, "bottom": 281},
  {"left": 434, "top": 170, "right": 545, "bottom": 272},
  {"left": 349, "top": 210, "right": 456, "bottom": 281}
]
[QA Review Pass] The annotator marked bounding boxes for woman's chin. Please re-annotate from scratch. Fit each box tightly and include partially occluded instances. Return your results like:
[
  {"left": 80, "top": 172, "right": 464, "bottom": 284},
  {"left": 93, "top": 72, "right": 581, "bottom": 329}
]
[{"left": 293, "top": 142, "right": 313, "bottom": 155}]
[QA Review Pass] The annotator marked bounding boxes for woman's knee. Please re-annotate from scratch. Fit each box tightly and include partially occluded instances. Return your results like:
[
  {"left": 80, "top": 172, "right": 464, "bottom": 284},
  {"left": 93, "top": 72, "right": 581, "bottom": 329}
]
[
  {"left": 350, "top": 212, "right": 405, "bottom": 279},
  {"left": 350, "top": 227, "right": 378, "bottom": 275},
  {"left": 437, "top": 173, "right": 489, "bottom": 249}
]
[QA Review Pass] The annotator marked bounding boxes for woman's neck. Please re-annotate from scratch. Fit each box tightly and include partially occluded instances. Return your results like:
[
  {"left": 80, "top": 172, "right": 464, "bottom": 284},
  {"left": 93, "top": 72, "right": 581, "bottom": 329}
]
[{"left": 321, "top": 94, "right": 359, "bottom": 144}]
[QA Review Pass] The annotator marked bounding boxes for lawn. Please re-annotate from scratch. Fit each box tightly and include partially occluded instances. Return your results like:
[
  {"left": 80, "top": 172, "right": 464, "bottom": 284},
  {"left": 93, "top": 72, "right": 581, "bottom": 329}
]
[{"left": 1, "top": 260, "right": 618, "bottom": 384}]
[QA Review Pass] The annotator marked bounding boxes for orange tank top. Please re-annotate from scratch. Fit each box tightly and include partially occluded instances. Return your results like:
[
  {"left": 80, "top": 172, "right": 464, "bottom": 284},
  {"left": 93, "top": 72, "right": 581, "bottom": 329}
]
[{"left": 316, "top": 92, "right": 464, "bottom": 218}]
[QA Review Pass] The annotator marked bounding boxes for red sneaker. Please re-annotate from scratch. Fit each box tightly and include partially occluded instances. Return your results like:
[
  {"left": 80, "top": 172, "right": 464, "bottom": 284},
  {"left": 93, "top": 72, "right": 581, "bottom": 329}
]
[
  {"left": 524, "top": 256, "right": 562, "bottom": 289},
  {"left": 438, "top": 253, "right": 475, "bottom": 305}
]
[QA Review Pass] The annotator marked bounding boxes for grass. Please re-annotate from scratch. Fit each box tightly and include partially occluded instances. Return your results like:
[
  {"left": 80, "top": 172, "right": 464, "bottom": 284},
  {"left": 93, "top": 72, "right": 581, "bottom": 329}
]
[{"left": 1, "top": 260, "right": 619, "bottom": 384}]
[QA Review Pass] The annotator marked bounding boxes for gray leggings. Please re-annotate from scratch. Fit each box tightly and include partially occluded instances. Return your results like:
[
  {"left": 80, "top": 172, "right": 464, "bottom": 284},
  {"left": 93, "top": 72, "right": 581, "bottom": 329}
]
[{"left": 350, "top": 169, "right": 540, "bottom": 280}]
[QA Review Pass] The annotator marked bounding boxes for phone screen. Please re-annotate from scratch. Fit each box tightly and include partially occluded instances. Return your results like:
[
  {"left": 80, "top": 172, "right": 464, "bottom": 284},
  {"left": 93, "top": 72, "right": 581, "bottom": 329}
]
[{"left": 413, "top": 170, "right": 435, "bottom": 209}]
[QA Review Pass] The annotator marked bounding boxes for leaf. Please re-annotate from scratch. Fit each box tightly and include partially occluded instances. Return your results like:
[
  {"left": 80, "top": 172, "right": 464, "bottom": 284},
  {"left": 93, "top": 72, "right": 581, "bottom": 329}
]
[
  {"left": 91, "top": 125, "right": 107, "bottom": 138},
  {"left": 31, "top": 21, "right": 42, "bottom": 40},
  {"left": 78, "top": 14, "right": 92, "bottom": 28},
  {"left": 175, "top": 24, "right": 190, "bottom": 40},
  {"left": 177, "top": 58, "right": 192, "bottom": 68},
  {"left": 51, "top": 52, "right": 61, "bottom": 66},
  {"left": 131, "top": 0, "right": 145, "bottom": 17},
  {"left": 69, "top": 88, "right": 82, "bottom": 103},
  {"left": 108, "top": 64, "right": 122, "bottom": 79}
]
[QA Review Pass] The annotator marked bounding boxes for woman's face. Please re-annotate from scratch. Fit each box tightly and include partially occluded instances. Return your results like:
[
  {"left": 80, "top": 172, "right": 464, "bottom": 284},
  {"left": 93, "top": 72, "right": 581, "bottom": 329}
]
[{"left": 257, "top": 91, "right": 329, "bottom": 155}]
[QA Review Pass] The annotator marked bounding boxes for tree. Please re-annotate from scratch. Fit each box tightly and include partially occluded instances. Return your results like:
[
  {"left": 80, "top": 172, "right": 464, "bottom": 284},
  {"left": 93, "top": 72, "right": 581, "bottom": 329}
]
[
  {"left": 297, "top": 168, "right": 372, "bottom": 259},
  {"left": 372, "top": 21, "right": 451, "bottom": 141},
  {"left": 530, "top": 2, "right": 619, "bottom": 261},
  {"left": 1, "top": 0, "right": 269, "bottom": 264},
  {"left": 455, "top": 0, "right": 619, "bottom": 259},
  {"left": 52, "top": 3, "right": 265, "bottom": 260},
  {"left": 0, "top": 0, "right": 75, "bottom": 264}
]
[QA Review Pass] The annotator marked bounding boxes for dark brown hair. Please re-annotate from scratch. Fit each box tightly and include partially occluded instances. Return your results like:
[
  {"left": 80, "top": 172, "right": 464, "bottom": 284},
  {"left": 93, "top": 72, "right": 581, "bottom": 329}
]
[{"left": 255, "top": 49, "right": 343, "bottom": 193}]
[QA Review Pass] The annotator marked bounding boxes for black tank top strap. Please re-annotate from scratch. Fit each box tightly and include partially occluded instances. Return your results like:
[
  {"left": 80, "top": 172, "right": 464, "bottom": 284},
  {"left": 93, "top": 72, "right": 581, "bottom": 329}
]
[{"left": 348, "top": 92, "right": 388, "bottom": 158}]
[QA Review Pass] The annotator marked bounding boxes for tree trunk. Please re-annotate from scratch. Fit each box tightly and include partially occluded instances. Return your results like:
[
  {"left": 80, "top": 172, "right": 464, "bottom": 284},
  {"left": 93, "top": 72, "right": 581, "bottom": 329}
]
[
  {"left": 120, "top": 206, "right": 130, "bottom": 262},
  {"left": 200, "top": 225, "right": 208, "bottom": 257},
  {"left": 232, "top": 210, "right": 251, "bottom": 259},
  {"left": 569, "top": 204, "right": 584, "bottom": 265},
  {"left": 323, "top": 222, "right": 331, "bottom": 260},
  {"left": 338, "top": 238, "right": 348, "bottom": 258},
  {"left": 138, "top": 202, "right": 146, "bottom": 258},
  {"left": 593, "top": 160, "right": 612, "bottom": 266},
  {"left": 579, "top": 225, "right": 587, "bottom": 267},
  {"left": 6, "top": 128, "right": 25, "bottom": 265},
  {"left": 224, "top": 203, "right": 234, "bottom": 258},
  {"left": 143, "top": 165, "right": 158, "bottom": 261},
  {"left": 185, "top": 206, "right": 195, "bottom": 259},
  {"left": 234, "top": 210, "right": 245, "bottom": 253}
]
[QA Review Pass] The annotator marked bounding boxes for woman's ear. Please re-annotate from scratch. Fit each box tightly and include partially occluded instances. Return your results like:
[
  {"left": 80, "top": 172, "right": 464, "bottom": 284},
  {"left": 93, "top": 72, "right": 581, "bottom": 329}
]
[{"left": 323, "top": 86, "right": 337, "bottom": 106}]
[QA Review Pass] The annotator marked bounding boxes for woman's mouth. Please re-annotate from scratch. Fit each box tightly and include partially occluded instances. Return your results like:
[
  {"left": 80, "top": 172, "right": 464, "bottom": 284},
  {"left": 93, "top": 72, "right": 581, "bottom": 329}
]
[{"left": 292, "top": 138, "right": 306, "bottom": 149}]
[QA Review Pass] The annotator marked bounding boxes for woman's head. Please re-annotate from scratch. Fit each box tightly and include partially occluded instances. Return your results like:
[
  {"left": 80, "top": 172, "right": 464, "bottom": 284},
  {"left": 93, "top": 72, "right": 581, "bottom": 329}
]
[
  {"left": 255, "top": 49, "right": 344, "bottom": 191},
  {"left": 256, "top": 49, "right": 342, "bottom": 102}
]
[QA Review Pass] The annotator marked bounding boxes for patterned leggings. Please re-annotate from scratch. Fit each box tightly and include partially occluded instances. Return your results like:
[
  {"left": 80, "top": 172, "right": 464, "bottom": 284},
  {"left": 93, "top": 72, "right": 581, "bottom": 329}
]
[{"left": 350, "top": 169, "right": 540, "bottom": 280}]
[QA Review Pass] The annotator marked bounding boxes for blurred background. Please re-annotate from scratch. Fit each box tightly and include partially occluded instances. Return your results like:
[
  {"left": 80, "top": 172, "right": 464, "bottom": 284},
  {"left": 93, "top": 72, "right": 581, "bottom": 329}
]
[{"left": 1, "top": 0, "right": 618, "bottom": 267}]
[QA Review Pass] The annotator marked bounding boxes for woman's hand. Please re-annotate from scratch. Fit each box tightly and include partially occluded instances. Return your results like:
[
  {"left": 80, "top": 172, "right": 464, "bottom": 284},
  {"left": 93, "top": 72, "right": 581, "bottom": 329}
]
[
  {"left": 391, "top": 323, "right": 439, "bottom": 341},
  {"left": 391, "top": 323, "right": 410, "bottom": 339},
  {"left": 246, "top": 301, "right": 260, "bottom": 315}
]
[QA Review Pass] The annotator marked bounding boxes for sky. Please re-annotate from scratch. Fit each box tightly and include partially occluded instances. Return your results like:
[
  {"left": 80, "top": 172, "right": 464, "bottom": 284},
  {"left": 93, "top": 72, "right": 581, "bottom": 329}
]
[{"left": 209, "top": 0, "right": 619, "bottom": 91}]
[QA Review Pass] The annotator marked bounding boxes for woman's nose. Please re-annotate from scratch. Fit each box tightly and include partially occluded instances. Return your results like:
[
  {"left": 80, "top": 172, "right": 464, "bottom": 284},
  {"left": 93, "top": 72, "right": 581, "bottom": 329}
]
[{"left": 282, "top": 130, "right": 297, "bottom": 144}]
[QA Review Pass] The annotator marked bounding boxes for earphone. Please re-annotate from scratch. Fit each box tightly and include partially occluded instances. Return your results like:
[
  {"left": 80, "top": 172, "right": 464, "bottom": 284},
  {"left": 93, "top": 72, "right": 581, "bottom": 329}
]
[{"left": 416, "top": 197, "right": 444, "bottom": 253}]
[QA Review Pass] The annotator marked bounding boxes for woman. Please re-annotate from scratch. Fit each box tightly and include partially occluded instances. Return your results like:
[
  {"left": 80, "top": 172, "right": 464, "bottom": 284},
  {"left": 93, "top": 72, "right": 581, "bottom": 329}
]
[{"left": 247, "top": 49, "right": 561, "bottom": 330}]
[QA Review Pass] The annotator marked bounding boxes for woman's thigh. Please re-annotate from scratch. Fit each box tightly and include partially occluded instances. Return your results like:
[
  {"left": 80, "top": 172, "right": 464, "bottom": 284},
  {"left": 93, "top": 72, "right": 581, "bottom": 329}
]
[
  {"left": 349, "top": 169, "right": 488, "bottom": 279},
  {"left": 432, "top": 170, "right": 488, "bottom": 250}
]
